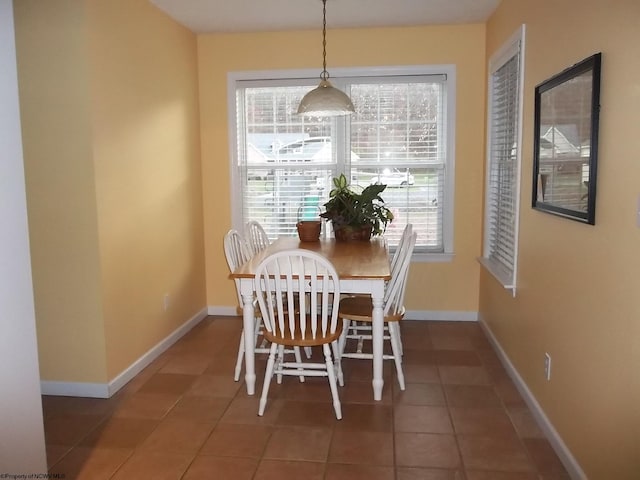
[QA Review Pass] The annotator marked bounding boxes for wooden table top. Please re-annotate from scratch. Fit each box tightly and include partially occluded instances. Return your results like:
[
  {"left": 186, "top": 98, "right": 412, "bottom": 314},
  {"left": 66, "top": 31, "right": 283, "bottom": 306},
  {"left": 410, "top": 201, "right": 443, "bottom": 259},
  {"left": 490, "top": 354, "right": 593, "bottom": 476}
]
[{"left": 231, "top": 236, "right": 391, "bottom": 280}]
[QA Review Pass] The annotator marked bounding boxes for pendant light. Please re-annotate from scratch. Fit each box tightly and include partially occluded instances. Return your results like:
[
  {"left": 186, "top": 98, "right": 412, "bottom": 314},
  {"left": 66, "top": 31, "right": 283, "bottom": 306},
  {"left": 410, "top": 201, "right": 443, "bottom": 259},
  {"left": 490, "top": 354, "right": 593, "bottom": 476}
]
[{"left": 297, "top": 0, "right": 355, "bottom": 117}]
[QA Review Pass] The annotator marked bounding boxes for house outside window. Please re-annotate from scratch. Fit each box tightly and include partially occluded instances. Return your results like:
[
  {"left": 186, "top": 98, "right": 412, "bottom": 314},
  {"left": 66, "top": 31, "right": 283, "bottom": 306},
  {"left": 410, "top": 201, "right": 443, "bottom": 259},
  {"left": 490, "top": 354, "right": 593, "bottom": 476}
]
[
  {"left": 228, "top": 66, "right": 456, "bottom": 260},
  {"left": 480, "top": 26, "right": 526, "bottom": 294}
]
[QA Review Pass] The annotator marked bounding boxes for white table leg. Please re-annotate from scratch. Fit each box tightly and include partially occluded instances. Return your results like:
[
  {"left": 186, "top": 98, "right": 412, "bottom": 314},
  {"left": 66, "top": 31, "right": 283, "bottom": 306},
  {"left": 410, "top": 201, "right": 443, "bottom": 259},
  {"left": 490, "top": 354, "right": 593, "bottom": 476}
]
[
  {"left": 240, "top": 279, "right": 256, "bottom": 395},
  {"left": 371, "top": 283, "right": 385, "bottom": 401}
]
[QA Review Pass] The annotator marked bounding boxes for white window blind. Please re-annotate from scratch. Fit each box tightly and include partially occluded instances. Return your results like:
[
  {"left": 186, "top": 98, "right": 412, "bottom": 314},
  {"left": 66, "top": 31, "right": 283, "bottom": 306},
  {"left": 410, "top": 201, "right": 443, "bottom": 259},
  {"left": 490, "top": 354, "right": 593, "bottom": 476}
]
[
  {"left": 482, "top": 26, "right": 525, "bottom": 293},
  {"left": 231, "top": 67, "right": 455, "bottom": 257}
]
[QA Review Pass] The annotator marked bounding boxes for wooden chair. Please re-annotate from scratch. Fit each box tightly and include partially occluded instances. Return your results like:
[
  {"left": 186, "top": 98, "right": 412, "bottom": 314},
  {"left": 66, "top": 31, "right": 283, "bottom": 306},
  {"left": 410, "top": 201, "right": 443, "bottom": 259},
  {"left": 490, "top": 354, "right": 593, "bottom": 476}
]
[
  {"left": 223, "top": 230, "right": 304, "bottom": 382},
  {"left": 254, "top": 249, "right": 343, "bottom": 419},
  {"left": 244, "top": 220, "right": 270, "bottom": 257},
  {"left": 337, "top": 231, "right": 416, "bottom": 390}
]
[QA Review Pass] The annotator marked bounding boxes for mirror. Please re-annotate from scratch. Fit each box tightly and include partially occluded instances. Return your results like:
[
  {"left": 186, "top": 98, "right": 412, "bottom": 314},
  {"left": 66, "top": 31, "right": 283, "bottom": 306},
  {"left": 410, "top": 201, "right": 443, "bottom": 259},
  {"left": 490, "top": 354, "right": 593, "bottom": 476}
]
[{"left": 532, "top": 53, "right": 601, "bottom": 224}]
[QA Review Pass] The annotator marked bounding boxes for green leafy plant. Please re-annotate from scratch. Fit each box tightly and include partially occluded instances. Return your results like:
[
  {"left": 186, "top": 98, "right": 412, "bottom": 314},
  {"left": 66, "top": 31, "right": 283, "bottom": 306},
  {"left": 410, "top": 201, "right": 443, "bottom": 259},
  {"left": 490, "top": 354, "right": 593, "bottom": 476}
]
[{"left": 320, "top": 173, "right": 394, "bottom": 238}]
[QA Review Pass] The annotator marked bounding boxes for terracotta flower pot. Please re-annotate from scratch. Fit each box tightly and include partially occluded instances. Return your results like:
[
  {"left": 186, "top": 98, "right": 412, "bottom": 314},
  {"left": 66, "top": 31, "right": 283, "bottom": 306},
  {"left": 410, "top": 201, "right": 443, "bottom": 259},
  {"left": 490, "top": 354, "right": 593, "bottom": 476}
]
[{"left": 297, "top": 221, "right": 322, "bottom": 242}]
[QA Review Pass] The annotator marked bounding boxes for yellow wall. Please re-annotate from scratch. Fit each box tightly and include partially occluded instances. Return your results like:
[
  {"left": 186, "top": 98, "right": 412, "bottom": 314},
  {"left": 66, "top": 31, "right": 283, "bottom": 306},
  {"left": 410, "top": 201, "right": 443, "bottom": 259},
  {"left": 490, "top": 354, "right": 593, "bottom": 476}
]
[
  {"left": 15, "top": 0, "right": 106, "bottom": 382},
  {"left": 198, "top": 25, "right": 487, "bottom": 314},
  {"left": 482, "top": 1, "right": 640, "bottom": 478},
  {"left": 15, "top": 0, "right": 206, "bottom": 384}
]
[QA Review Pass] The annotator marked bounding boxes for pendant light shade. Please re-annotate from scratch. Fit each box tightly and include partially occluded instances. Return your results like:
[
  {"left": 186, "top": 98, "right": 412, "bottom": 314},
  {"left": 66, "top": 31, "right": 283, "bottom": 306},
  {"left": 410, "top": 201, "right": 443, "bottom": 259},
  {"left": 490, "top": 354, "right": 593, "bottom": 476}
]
[
  {"left": 297, "top": 79, "right": 355, "bottom": 117},
  {"left": 297, "top": 0, "right": 355, "bottom": 117}
]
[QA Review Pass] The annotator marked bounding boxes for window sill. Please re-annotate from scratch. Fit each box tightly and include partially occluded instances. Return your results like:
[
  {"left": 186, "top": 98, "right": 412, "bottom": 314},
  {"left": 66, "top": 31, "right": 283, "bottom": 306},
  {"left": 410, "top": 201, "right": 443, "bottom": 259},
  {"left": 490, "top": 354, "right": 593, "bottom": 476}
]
[
  {"left": 413, "top": 252, "right": 454, "bottom": 263},
  {"left": 477, "top": 257, "right": 516, "bottom": 296}
]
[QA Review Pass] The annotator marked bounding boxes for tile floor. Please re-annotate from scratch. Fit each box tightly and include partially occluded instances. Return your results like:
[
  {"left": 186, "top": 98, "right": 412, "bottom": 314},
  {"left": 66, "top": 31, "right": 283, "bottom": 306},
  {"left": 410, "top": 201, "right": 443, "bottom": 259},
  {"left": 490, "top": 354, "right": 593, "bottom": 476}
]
[{"left": 43, "top": 316, "right": 571, "bottom": 479}]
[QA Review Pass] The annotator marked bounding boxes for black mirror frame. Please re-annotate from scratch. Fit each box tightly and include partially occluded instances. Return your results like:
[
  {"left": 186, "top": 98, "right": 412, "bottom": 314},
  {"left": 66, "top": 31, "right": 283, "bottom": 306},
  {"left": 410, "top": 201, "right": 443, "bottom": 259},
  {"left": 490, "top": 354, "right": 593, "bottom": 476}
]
[{"left": 532, "top": 53, "right": 602, "bottom": 224}]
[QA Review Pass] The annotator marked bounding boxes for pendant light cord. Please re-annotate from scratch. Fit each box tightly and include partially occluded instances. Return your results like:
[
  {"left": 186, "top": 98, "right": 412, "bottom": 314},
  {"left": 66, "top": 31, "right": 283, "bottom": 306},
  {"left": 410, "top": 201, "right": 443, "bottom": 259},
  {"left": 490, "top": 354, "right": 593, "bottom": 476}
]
[{"left": 321, "top": 0, "right": 329, "bottom": 81}]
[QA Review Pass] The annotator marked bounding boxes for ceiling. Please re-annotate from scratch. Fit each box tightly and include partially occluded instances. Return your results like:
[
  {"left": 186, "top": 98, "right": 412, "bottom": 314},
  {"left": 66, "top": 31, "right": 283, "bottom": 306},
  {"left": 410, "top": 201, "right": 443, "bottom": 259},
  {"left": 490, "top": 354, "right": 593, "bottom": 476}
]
[{"left": 149, "top": 0, "right": 501, "bottom": 34}]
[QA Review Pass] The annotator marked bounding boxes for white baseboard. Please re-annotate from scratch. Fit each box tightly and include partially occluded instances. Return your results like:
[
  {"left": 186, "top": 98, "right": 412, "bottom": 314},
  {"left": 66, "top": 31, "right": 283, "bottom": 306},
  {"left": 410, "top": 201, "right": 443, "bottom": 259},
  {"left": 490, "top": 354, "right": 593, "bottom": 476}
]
[
  {"left": 40, "top": 307, "right": 209, "bottom": 398},
  {"left": 209, "top": 306, "right": 478, "bottom": 322},
  {"left": 404, "top": 310, "right": 478, "bottom": 321},
  {"left": 207, "top": 305, "right": 240, "bottom": 316},
  {"left": 478, "top": 316, "right": 586, "bottom": 480}
]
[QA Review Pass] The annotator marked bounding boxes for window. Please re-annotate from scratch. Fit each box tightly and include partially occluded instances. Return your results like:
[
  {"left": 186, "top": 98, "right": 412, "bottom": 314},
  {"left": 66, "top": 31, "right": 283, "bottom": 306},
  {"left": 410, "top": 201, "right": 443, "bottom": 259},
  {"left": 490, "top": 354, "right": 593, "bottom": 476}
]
[
  {"left": 480, "top": 26, "right": 525, "bottom": 294},
  {"left": 229, "top": 66, "right": 455, "bottom": 259}
]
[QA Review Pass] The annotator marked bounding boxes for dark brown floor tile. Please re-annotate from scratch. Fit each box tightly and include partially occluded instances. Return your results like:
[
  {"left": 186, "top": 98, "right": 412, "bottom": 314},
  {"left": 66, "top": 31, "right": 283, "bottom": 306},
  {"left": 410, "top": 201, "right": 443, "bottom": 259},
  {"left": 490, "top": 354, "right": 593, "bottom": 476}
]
[
  {"left": 44, "top": 414, "right": 105, "bottom": 446},
  {"left": 403, "top": 363, "right": 441, "bottom": 383},
  {"left": 494, "top": 378, "right": 527, "bottom": 407},
  {"left": 328, "top": 430, "right": 394, "bottom": 466},
  {"left": 507, "top": 406, "right": 545, "bottom": 439},
  {"left": 457, "top": 434, "right": 534, "bottom": 472},
  {"left": 115, "top": 366, "right": 164, "bottom": 398},
  {"left": 165, "top": 395, "right": 231, "bottom": 422},
  {"left": 46, "top": 444, "right": 72, "bottom": 469},
  {"left": 394, "top": 383, "right": 446, "bottom": 406},
  {"left": 396, "top": 466, "right": 465, "bottom": 479},
  {"left": 427, "top": 321, "right": 476, "bottom": 336},
  {"left": 40, "top": 318, "right": 566, "bottom": 480},
  {"left": 402, "top": 348, "right": 438, "bottom": 365},
  {"left": 326, "top": 463, "right": 395, "bottom": 480},
  {"left": 182, "top": 456, "right": 258, "bottom": 480},
  {"left": 219, "top": 397, "right": 284, "bottom": 425},
  {"left": 435, "top": 350, "right": 482, "bottom": 366},
  {"left": 139, "top": 418, "right": 215, "bottom": 453},
  {"left": 395, "top": 432, "right": 460, "bottom": 468},
  {"left": 469, "top": 333, "right": 493, "bottom": 350},
  {"left": 275, "top": 400, "right": 340, "bottom": 428},
  {"left": 42, "top": 395, "right": 122, "bottom": 418},
  {"left": 79, "top": 417, "right": 160, "bottom": 449},
  {"left": 203, "top": 352, "right": 239, "bottom": 375},
  {"left": 253, "top": 459, "right": 325, "bottom": 480},
  {"left": 137, "top": 373, "right": 198, "bottom": 395},
  {"left": 438, "top": 366, "right": 491, "bottom": 386},
  {"left": 279, "top": 376, "right": 342, "bottom": 402},
  {"left": 465, "top": 471, "right": 537, "bottom": 480},
  {"left": 185, "top": 373, "right": 242, "bottom": 397},
  {"left": 450, "top": 407, "right": 517, "bottom": 436},
  {"left": 200, "top": 423, "right": 273, "bottom": 457},
  {"left": 336, "top": 403, "right": 393, "bottom": 432},
  {"left": 263, "top": 425, "right": 332, "bottom": 462},
  {"left": 110, "top": 450, "right": 194, "bottom": 480},
  {"left": 111, "top": 392, "right": 180, "bottom": 419},
  {"left": 341, "top": 359, "right": 393, "bottom": 383},
  {"left": 159, "top": 353, "right": 213, "bottom": 375},
  {"left": 399, "top": 335, "right": 433, "bottom": 352},
  {"left": 522, "top": 438, "right": 571, "bottom": 477},
  {"left": 430, "top": 334, "right": 474, "bottom": 351},
  {"left": 48, "top": 446, "right": 132, "bottom": 479},
  {"left": 444, "top": 384, "right": 503, "bottom": 408},
  {"left": 342, "top": 380, "right": 393, "bottom": 405},
  {"left": 394, "top": 405, "right": 453, "bottom": 434}
]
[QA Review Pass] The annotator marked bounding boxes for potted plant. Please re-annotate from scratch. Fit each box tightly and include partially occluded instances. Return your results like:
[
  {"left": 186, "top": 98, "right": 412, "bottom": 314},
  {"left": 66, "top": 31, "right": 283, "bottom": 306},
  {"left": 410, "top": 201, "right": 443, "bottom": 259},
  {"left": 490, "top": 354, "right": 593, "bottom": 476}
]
[{"left": 320, "top": 173, "right": 394, "bottom": 241}]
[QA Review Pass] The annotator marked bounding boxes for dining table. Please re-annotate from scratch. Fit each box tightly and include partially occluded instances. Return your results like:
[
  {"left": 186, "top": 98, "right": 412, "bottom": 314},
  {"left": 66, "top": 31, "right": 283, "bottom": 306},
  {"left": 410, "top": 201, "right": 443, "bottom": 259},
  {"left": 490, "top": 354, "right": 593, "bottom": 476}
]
[{"left": 230, "top": 235, "right": 391, "bottom": 401}]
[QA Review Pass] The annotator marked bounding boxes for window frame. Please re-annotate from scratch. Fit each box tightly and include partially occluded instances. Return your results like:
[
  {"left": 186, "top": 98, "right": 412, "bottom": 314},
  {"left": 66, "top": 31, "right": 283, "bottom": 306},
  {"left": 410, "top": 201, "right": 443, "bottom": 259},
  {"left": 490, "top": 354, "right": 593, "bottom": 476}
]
[
  {"left": 480, "top": 25, "right": 526, "bottom": 295},
  {"left": 227, "top": 65, "right": 457, "bottom": 262}
]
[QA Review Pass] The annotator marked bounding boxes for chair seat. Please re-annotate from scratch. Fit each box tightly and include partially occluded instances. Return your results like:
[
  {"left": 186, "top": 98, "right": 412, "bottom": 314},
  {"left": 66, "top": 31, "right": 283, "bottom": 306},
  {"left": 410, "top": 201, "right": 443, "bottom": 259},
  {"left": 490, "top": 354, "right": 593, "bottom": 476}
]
[
  {"left": 264, "top": 316, "right": 343, "bottom": 347},
  {"left": 339, "top": 296, "right": 404, "bottom": 323}
]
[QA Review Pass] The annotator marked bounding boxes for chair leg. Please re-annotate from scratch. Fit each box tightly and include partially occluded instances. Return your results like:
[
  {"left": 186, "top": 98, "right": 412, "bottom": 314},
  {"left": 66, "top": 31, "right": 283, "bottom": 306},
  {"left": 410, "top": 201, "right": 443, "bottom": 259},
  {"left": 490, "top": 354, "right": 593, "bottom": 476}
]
[
  {"left": 323, "top": 343, "right": 342, "bottom": 420},
  {"left": 234, "top": 330, "right": 245, "bottom": 382},
  {"left": 330, "top": 340, "right": 344, "bottom": 387},
  {"left": 276, "top": 344, "right": 285, "bottom": 384},
  {"left": 388, "top": 322, "right": 405, "bottom": 390},
  {"left": 293, "top": 346, "right": 305, "bottom": 383},
  {"left": 304, "top": 346, "right": 313, "bottom": 359},
  {"left": 337, "top": 319, "right": 350, "bottom": 357},
  {"left": 258, "top": 344, "right": 278, "bottom": 416}
]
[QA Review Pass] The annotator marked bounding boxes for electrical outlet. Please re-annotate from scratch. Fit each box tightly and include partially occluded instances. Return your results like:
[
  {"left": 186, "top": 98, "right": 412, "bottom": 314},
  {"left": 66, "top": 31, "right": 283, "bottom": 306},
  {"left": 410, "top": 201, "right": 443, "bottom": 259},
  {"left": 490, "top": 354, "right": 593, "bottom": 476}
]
[
  {"left": 544, "top": 352, "right": 552, "bottom": 381},
  {"left": 163, "top": 293, "right": 170, "bottom": 312}
]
